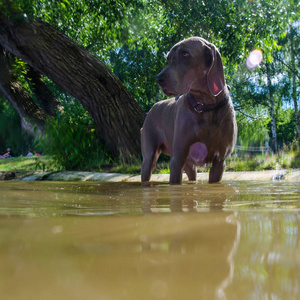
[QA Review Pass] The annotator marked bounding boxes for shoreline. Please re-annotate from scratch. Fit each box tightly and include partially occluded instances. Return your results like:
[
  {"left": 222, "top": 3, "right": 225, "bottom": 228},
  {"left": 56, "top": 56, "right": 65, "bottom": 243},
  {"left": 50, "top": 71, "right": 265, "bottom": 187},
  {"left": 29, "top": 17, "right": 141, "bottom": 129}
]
[{"left": 1, "top": 169, "right": 299, "bottom": 182}]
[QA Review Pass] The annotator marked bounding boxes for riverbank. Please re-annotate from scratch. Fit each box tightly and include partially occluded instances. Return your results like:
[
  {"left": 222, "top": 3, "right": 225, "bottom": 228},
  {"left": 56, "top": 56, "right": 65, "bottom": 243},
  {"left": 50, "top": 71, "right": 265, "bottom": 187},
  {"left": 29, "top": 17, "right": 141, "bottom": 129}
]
[
  {"left": 1, "top": 169, "right": 300, "bottom": 182},
  {"left": 1, "top": 155, "right": 300, "bottom": 182}
]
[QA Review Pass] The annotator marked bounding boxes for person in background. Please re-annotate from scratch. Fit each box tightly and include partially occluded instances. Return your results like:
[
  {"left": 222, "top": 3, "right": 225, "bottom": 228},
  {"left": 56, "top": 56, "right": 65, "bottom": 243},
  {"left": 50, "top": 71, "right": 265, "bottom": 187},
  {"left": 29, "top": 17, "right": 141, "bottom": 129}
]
[
  {"left": 2, "top": 148, "right": 14, "bottom": 158},
  {"left": 26, "top": 150, "right": 34, "bottom": 157}
]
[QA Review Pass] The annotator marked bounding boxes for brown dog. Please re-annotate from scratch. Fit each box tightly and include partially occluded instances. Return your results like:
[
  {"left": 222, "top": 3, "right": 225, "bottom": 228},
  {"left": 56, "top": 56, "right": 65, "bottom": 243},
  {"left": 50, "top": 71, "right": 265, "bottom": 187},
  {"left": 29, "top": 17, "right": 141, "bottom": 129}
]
[{"left": 141, "top": 37, "right": 237, "bottom": 184}]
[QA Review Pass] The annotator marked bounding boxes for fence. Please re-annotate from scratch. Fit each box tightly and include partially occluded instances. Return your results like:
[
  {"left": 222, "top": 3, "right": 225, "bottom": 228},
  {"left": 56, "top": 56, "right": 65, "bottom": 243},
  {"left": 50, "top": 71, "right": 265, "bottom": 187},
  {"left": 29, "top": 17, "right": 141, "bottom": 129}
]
[{"left": 234, "top": 145, "right": 272, "bottom": 156}]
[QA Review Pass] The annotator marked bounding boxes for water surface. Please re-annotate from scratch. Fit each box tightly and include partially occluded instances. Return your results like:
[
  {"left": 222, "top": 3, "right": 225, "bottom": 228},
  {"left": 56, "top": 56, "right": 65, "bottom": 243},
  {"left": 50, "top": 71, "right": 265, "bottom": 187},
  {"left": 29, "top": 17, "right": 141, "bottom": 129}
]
[{"left": 0, "top": 180, "right": 299, "bottom": 299}]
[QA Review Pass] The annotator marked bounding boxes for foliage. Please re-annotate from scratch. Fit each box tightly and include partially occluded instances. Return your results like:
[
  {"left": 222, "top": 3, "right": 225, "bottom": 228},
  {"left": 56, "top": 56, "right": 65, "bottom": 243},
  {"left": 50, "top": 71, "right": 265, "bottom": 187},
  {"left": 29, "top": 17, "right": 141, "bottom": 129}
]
[
  {"left": 274, "top": 108, "right": 297, "bottom": 147},
  {"left": 226, "top": 149, "right": 298, "bottom": 172},
  {"left": 38, "top": 104, "right": 112, "bottom": 170},
  {"left": 235, "top": 109, "right": 270, "bottom": 148},
  {"left": 0, "top": 0, "right": 299, "bottom": 167},
  {"left": 109, "top": 44, "right": 165, "bottom": 111}
]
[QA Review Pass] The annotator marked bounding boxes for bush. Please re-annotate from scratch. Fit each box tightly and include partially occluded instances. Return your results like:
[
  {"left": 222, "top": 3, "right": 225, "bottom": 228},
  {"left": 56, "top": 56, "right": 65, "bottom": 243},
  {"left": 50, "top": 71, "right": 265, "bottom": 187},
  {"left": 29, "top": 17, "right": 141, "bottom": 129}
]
[{"left": 38, "top": 112, "right": 112, "bottom": 170}]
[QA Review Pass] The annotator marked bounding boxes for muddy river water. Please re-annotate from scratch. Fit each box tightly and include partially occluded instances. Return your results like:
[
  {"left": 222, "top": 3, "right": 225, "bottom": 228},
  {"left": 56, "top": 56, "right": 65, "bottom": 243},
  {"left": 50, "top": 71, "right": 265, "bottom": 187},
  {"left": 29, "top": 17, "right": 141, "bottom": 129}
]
[{"left": 0, "top": 180, "right": 299, "bottom": 300}]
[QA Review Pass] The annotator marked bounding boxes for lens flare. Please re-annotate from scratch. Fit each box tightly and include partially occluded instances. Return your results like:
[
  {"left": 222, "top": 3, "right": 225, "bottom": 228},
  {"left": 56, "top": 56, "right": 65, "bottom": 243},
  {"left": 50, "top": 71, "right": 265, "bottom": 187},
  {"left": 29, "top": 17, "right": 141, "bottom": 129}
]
[{"left": 246, "top": 49, "right": 263, "bottom": 70}]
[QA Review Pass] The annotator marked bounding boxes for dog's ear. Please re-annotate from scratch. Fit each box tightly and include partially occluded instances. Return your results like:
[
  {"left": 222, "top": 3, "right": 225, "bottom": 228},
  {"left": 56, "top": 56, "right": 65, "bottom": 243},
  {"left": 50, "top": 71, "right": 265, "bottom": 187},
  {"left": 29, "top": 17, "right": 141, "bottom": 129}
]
[{"left": 206, "top": 45, "right": 225, "bottom": 96}]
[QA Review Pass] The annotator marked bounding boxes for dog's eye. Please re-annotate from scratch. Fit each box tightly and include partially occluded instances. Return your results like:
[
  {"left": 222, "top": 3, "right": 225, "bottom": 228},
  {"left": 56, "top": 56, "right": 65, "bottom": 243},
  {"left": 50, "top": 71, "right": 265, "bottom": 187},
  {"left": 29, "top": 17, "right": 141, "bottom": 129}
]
[{"left": 182, "top": 51, "right": 190, "bottom": 57}]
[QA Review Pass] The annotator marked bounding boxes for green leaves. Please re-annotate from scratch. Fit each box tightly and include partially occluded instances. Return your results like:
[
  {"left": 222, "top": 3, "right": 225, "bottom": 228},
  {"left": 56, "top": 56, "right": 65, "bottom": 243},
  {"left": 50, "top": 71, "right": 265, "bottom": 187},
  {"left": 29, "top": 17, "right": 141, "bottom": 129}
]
[{"left": 39, "top": 111, "right": 111, "bottom": 170}]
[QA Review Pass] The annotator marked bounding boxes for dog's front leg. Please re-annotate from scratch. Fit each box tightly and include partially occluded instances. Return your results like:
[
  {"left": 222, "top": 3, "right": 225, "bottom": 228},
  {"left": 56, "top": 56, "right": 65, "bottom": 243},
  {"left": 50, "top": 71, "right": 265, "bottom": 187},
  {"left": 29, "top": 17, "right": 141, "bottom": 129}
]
[
  {"left": 170, "top": 142, "right": 190, "bottom": 185},
  {"left": 209, "top": 158, "right": 225, "bottom": 183},
  {"left": 170, "top": 157, "right": 184, "bottom": 184}
]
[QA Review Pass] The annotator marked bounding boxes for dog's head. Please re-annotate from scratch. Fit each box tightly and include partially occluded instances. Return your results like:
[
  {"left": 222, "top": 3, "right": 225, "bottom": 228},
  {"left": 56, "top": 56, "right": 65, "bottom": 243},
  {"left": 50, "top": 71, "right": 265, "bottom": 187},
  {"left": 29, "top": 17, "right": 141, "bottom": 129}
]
[{"left": 156, "top": 37, "right": 225, "bottom": 98}]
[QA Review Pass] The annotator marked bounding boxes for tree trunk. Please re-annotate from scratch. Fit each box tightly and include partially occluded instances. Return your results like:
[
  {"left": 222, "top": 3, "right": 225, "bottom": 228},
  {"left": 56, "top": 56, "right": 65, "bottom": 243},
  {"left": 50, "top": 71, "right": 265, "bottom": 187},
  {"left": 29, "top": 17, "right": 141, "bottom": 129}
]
[
  {"left": 266, "top": 63, "right": 278, "bottom": 153},
  {"left": 0, "top": 16, "right": 146, "bottom": 160},
  {"left": 0, "top": 47, "right": 48, "bottom": 136},
  {"left": 290, "top": 27, "right": 300, "bottom": 144}
]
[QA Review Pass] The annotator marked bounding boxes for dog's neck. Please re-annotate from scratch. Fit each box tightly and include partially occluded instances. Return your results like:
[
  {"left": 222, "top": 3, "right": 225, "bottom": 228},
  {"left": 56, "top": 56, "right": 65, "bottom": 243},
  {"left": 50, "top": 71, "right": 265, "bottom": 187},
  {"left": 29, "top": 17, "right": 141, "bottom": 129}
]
[{"left": 185, "top": 86, "right": 230, "bottom": 114}]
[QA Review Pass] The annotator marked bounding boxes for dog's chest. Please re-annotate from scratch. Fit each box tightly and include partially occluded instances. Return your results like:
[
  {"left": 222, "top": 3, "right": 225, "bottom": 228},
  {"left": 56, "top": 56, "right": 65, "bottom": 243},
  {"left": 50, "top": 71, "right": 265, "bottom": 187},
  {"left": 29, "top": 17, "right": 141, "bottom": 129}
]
[
  {"left": 188, "top": 114, "right": 230, "bottom": 163},
  {"left": 193, "top": 114, "right": 219, "bottom": 140}
]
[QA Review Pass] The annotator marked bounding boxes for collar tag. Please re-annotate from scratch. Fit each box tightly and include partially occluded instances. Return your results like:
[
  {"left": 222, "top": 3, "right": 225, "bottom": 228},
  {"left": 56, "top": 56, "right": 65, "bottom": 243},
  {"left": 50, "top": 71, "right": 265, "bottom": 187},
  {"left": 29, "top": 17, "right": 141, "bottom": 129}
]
[{"left": 194, "top": 103, "right": 204, "bottom": 113}]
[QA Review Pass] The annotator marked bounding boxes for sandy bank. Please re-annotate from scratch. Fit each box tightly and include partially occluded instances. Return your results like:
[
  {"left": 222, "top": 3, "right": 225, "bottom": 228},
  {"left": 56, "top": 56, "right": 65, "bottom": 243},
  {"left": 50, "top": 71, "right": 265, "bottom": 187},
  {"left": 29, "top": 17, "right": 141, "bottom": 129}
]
[{"left": 8, "top": 169, "right": 299, "bottom": 182}]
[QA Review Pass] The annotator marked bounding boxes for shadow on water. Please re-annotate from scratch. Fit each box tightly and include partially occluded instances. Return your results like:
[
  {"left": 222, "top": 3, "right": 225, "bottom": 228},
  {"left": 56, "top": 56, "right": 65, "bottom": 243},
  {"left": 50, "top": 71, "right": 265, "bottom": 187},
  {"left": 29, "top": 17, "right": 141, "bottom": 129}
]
[{"left": 0, "top": 180, "right": 299, "bottom": 299}]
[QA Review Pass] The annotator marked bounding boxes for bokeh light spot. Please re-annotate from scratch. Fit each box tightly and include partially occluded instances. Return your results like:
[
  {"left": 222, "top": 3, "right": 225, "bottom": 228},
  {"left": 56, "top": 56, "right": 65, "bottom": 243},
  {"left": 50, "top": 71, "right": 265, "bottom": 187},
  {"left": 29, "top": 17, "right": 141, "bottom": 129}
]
[{"left": 246, "top": 49, "right": 263, "bottom": 70}]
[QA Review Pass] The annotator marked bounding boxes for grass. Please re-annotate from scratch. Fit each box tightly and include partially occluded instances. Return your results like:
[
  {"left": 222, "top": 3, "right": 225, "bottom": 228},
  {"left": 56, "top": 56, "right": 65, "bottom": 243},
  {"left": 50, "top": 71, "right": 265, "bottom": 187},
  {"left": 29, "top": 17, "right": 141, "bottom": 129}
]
[
  {"left": 0, "top": 150, "right": 299, "bottom": 177},
  {"left": 226, "top": 150, "right": 298, "bottom": 171},
  {"left": 0, "top": 155, "right": 59, "bottom": 178}
]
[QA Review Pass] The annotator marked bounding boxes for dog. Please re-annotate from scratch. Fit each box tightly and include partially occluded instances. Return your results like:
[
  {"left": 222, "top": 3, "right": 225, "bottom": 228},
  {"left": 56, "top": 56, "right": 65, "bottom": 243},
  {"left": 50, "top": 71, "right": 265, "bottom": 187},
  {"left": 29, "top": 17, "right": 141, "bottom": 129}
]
[{"left": 141, "top": 37, "right": 237, "bottom": 184}]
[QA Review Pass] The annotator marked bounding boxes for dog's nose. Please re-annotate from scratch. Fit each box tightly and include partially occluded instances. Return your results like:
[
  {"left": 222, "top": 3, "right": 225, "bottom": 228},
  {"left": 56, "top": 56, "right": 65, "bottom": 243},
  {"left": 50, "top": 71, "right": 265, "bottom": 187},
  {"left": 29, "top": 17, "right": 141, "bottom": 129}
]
[{"left": 156, "top": 73, "right": 166, "bottom": 85}]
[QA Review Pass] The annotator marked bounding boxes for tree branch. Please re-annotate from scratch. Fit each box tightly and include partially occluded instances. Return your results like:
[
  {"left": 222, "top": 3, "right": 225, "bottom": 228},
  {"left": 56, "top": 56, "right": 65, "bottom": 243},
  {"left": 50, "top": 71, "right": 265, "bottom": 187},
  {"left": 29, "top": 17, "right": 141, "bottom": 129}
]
[
  {"left": 0, "top": 46, "right": 49, "bottom": 136},
  {"left": 26, "top": 67, "right": 63, "bottom": 117}
]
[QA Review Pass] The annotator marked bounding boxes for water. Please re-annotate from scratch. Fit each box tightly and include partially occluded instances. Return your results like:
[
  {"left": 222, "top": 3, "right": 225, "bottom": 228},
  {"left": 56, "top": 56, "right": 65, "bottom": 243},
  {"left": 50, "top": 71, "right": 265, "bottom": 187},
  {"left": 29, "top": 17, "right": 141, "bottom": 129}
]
[{"left": 0, "top": 180, "right": 299, "bottom": 300}]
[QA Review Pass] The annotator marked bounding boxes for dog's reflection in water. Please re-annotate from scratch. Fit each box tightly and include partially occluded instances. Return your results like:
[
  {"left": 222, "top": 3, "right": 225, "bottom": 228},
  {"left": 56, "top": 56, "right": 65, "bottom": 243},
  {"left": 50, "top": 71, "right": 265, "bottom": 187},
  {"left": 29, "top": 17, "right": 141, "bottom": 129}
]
[
  {"left": 141, "top": 183, "right": 240, "bottom": 300},
  {"left": 141, "top": 182, "right": 233, "bottom": 213}
]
